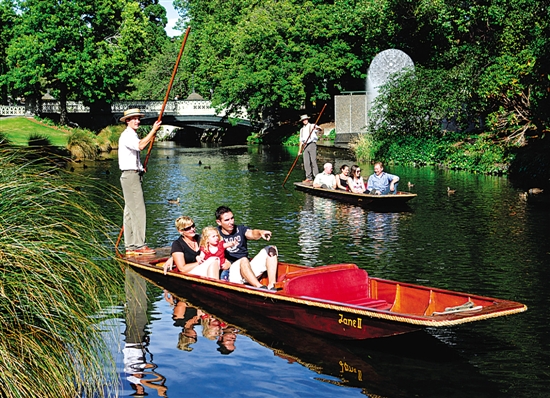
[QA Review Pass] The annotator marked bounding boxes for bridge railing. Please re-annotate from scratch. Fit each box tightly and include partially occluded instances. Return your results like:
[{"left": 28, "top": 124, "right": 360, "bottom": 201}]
[
  {"left": 111, "top": 100, "right": 177, "bottom": 114},
  {"left": 1, "top": 100, "right": 250, "bottom": 120},
  {"left": 0, "top": 105, "right": 26, "bottom": 116},
  {"left": 42, "top": 102, "right": 90, "bottom": 113}
]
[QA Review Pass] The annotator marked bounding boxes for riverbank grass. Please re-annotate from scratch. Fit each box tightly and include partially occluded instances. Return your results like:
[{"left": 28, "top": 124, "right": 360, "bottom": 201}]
[
  {"left": 0, "top": 148, "right": 124, "bottom": 398},
  {"left": 0, "top": 117, "right": 69, "bottom": 146}
]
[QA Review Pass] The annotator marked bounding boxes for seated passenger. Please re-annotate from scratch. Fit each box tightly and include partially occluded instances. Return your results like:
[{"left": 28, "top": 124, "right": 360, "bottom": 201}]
[
  {"left": 215, "top": 206, "right": 278, "bottom": 290},
  {"left": 335, "top": 164, "right": 350, "bottom": 191},
  {"left": 198, "top": 226, "right": 237, "bottom": 281},
  {"left": 347, "top": 164, "right": 367, "bottom": 193},
  {"left": 366, "top": 161, "right": 400, "bottom": 195},
  {"left": 167, "top": 216, "right": 221, "bottom": 279},
  {"left": 313, "top": 162, "right": 336, "bottom": 189}
]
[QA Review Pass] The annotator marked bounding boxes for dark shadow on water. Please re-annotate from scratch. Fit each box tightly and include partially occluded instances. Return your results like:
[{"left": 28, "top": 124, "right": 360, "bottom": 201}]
[{"left": 131, "top": 267, "right": 506, "bottom": 398}]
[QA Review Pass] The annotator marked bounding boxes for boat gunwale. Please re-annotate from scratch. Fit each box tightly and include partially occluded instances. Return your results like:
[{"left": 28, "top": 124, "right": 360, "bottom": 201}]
[{"left": 293, "top": 182, "right": 418, "bottom": 200}]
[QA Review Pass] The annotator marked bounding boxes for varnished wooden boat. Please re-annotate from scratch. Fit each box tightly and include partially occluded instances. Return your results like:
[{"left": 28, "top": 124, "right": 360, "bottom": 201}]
[
  {"left": 122, "top": 248, "right": 526, "bottom": 340},
  {"left": 293, "top": 182, "right": 417, "bottom": 208}
]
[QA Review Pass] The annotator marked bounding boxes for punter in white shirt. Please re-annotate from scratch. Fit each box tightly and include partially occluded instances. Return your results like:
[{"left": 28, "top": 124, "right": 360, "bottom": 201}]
[{"left": 118, "top": 108, "right": 161, "bottom": 255}]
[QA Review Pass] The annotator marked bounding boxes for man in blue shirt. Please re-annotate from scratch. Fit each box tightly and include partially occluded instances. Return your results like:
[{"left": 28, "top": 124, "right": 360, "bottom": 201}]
[{"left": 366, "top": 162, "right": 400, "bottom": 195}]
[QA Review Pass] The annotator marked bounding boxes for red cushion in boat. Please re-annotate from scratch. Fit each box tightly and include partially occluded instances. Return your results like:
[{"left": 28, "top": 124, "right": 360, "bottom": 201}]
[{"left": 282, "top": 267, "right": 389, "bottom": 309}]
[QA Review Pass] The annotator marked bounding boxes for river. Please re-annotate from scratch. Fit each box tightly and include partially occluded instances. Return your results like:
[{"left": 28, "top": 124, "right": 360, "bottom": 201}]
[{"left": 86, "top": 142, "right": 548, "bottom": 397}]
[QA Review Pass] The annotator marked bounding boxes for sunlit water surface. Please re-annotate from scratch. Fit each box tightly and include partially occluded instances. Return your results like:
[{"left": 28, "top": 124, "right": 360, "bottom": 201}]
[{"left": 86, "top": 143, "right": 549, "bottom": 398}]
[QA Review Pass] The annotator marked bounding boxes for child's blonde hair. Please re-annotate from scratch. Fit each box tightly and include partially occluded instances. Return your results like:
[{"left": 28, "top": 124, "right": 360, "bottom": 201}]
[{"left": 199, "top": 226, "right": 221, "bottom": 250}]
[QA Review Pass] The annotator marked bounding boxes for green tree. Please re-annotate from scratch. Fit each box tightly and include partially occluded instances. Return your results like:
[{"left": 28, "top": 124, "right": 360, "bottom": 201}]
[
  {"left": 0, "top": 0, "right": 17, "bottom": 104},
  {"left": 3, "top": 0, "right": 169, "bottom": 124},
  {"left": 172, "top": 0, "right": 382, "bottom": 124},
  {"left": 161, "top": 0, "right": 549, "bottom": 155}
]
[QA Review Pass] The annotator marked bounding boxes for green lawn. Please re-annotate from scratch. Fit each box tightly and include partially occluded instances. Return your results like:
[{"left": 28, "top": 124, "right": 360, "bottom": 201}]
[{"left": 0, "top": 116, "right": 70, "bottom": 147}]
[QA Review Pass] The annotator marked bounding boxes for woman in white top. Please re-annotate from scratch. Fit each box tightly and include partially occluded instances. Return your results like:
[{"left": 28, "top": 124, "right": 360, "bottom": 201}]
[{"left": 347, "top": 165, "right": 367, "bottom": 194}]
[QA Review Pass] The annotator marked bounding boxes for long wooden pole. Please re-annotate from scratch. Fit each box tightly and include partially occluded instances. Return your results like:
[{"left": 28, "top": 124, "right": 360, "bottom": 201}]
[
  {"left": 282, "top": 103, "right": 327, "bottom": 188},
  {"left": 143, "top": 26, "right": 191, "bottom": 169},
  {"left": 115, "top": 27, "right": 191, "bottom": 257}
]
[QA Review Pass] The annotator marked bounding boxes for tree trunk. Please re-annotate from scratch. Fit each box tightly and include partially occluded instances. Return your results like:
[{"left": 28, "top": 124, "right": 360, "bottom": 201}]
[{"left": 59, "top": 87, "right": 69, "bottom": 126}]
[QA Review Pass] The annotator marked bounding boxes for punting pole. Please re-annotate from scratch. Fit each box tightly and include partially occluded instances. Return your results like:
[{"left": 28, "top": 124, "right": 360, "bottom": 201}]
[
  {"left": 282, "top": 103, "right": 327, "bottom": 188},
  {"left": 115, "top": 27, "right": 191, "bottom": 257}
]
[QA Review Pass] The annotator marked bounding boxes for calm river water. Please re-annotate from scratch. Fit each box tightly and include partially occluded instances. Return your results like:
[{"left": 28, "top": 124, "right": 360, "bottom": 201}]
[{"left": 88, "top": 142, "right": 549, "bottom": 398}]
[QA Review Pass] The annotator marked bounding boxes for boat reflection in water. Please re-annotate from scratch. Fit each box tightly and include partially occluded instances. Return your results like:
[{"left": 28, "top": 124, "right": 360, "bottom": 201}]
[
  {"left": 298, "top": 194, "right": 406, "bottom": 263},
  {"left": 130, "top": 268, "right": 503, "bottom": 398},
  {"left": 123, "top": 269, "right": 167, "bottom": 397}
]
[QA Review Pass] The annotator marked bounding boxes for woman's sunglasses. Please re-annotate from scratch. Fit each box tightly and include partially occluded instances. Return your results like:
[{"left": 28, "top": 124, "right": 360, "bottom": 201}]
[{"left": 182, "top": 223, "right": 196, "bottom": 231}]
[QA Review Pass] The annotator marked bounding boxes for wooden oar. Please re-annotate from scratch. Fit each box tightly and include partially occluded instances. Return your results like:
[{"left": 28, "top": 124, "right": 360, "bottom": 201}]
[
  {"left": 282, "top": 103, "right": 327, "bottom": 188},
  {"left": 115, "top": 27, "right": 191, "bottom": 257}
]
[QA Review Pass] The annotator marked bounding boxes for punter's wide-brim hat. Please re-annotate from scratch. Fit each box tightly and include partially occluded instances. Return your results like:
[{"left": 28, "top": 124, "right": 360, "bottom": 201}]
[
  {"left": 299, "top": 114, "right": 310, "bottom": 122},
  {"left": 120, "top": 108, "right": 145, "bottom": 122}
]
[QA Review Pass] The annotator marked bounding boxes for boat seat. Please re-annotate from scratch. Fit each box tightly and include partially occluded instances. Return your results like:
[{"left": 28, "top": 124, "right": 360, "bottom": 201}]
[
  {"left": 281, "top": 266, "right": 389, "bottom": 308},
  {"left": 276, "top": 263, "right": 358, "bottom": 283},
  {"left": 301, "top": 296, "right": 391, "bottom": 310},
  {"left": 345, "top": 297, "right": 392, "bottom": 310}
]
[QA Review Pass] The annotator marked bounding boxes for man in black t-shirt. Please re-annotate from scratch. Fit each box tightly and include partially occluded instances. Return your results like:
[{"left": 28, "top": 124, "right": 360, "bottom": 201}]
[{"left": 215, "top": 206, "right": 278, "bottom": 290}]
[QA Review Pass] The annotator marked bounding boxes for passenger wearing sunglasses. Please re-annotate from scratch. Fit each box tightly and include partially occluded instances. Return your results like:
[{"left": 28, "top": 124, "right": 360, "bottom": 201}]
[
  {"left": 165, "top": 216, "right": 222, "bottom": 278},
  {"left": 347, "top": 164, "right": 367, "bottom": 194}
]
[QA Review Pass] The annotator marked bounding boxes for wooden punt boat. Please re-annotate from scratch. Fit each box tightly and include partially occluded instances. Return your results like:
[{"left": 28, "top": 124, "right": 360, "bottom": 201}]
[
  {"left": 122, "top": 248, "right": 527, "bottom": 340},
  {"left": 293, "top": 182, "right": 417, "bottom": 208}
]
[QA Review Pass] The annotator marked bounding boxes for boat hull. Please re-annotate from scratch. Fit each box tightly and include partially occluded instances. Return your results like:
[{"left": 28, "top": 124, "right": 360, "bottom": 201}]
[
  {"left": 293, "top": 182, "right": 417, "bottom": 208},
  {"left": 122, "top": 251, "right": 526, "bottom": 340}
]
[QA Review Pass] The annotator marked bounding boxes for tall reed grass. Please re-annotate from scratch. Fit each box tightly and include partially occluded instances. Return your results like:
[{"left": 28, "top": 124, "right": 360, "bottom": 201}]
[
  {"left": 0, "top": 148, "right": 124, "bottom": 398},
  {"left": 96, "top": 125, "right": 124, "bottom": 152},
  {"left": 67, "top": 129, "right": 98, "bottom": 160}
]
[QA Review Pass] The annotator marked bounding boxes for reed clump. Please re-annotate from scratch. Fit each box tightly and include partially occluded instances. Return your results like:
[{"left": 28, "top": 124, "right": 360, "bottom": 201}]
[
  {"left": 96, "top": 125, "right": 124, "bottom": 152},
  {"left": 67, "top": 128, "right": 98, "bottom": 160},
  {"left": 0, "top": 148, "right": 123, "bottom": 398},
  {"left": 27, "top": 133, "right": 53, "bottom": 147}
]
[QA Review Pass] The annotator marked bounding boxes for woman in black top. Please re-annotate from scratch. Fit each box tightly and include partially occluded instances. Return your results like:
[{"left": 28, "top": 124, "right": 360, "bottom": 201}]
[
  {"left": 335, "top": 164, "right": 350, "bottom": 191},
  {"left": 168, "top": 216, "right": 221, "bottom": 279}
]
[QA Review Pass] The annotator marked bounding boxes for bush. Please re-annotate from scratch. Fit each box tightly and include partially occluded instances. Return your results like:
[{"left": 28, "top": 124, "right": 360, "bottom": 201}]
[
  {"left": 28, "top": 133, "right": 52, "bottom": 147},
  {"left": 67, "top": 129, "right": 98, "bottom": 159},
  {"left": 282, "top": 132, "right": 300, "bottom": 146},
  {"left": 97, "top": 125, "right": 124, "bottom": 152},
  {"left": 351, "top": 132, "right": 513, "bottom": 174},
  {"left": 350, "top": 133, "right": 380, "bottom": 162},
  {"left": 247, "top": 132, "right": 262, "bottom": 145}
]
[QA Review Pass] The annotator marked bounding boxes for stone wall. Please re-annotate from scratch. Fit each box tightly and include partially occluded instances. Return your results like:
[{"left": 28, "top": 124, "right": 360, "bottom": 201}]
[{"left": 334, "top": 93, "right": 368, "bottom": 147}]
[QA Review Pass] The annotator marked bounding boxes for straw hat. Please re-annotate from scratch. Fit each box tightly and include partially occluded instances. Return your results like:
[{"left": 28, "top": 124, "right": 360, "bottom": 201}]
[
  {"left": 299, "top": 114, "right": 310, "bottom": 121},
  {"left": 120, "top": 108, "right": 145, "bottom": 122}
]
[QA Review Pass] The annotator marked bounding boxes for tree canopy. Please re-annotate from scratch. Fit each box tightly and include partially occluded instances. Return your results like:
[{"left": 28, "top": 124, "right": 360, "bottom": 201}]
[
  {"left": 0, "top": 0, "right": 548, "bottom": 153},
  {"left": 1, "top": 0, "right": 169, "bottom": 124}
]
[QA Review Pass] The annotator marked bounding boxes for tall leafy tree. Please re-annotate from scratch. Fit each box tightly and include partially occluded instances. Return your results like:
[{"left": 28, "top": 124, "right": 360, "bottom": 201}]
[
  {"left": 173, "top": 0, "right": 383, "bottom": 123},
  {"left": 0, "top": 0, "right": 17, "bottom": 104},
  {"left": 4, "top": 0, "right": 168, "bottom": 124}
]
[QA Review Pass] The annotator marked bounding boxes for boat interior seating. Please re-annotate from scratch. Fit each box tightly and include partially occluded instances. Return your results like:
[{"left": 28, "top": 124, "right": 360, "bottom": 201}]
[{"left": 278, "top": 264, "right": 392, "bottom": 310}]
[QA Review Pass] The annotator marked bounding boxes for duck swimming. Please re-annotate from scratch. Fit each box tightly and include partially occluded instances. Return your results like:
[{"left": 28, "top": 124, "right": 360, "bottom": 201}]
[{"left": 167, "top": 197, "right": 180, "bottom": 204}]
